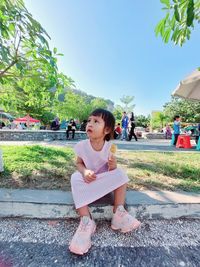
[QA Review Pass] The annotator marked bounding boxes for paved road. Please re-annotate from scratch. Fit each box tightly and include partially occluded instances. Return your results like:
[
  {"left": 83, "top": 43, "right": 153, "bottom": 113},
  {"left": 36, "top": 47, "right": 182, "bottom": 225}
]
[
  {"left": 0, "top": 218, "right": 199, "bottom": 267},
  {"left": 0, "top": 139, "right": 198, "bottom": 152}
]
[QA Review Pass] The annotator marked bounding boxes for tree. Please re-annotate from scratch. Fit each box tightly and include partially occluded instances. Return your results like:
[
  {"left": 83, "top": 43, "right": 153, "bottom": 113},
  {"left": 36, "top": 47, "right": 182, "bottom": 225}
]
[
  {"left": 113, "top": 95, "right": 136, "bottom": 122},
  {"left": 90, "top": 98, "right": 108, "bottom": 111},
  {"left": 0, "top": 70, "right": 73, "bottom": 123},
  {"left": 56, "top": 90, "right": 109, "bottom": 122},
  {"left": 136, "top": 115, "right": 150, "bottom": 128},
  {"left": 163, "top": 97, "right": 200, "bottom": 122},
  {"left": 150, "top": 111, "right": 168, "bottom": 130},
  {"left": 0, "top": 0, "right": 75, "bottom": 123},
  {"left": 155, "top": 0, "right": 200, "bottom": 46},
  {"left": 0, "top": 0, "right": 61, "bottom": 83},
  {"left": 113, "top": 105, "right": 124, "bottom": 121},
  {"left": 119, "top": 95, "right": 135, "bottom": 112}
]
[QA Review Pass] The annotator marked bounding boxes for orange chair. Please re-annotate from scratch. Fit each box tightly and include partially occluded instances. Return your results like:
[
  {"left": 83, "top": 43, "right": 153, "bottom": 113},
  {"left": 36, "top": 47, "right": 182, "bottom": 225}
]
[{"left": 176, "top": 135, "right": 192, "bottom": 149}]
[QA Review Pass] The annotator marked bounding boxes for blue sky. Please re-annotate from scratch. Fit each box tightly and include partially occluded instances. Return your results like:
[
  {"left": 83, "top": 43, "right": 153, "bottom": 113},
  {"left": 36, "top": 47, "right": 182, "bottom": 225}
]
[{"left": 25, "top": 0, "right": 200, "bottom": 115}]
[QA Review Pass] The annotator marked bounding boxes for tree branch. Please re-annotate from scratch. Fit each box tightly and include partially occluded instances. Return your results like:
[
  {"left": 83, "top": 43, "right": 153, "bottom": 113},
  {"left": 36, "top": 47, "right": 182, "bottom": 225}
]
[{"left": 0, "top": 60, "right": 18, "bottom": 77}]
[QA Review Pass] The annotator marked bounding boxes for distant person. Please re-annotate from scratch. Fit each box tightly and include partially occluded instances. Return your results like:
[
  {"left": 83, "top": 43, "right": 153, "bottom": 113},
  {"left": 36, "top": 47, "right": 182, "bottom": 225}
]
[
  {"left": 114, "top": 123, "right": 122, "bottom": 139},
  {"left": 17, "top": 123, "right": 23, "bottom": 130},
  {"left": 40, "top": 125, "right": 46, "bottom": 130},
  {"left": 60, "top": 119, "right": 67, "bottom": 130},
  {"left": 165, "top": 124, "right": 172, "bottom": 139},
  {"left": 66, "top": 119, "right": 77, "bottom": 139},
  {"left": 196, "top": 123, "right": 200, "bottom": 144},
  {"left": 51, "top": 117, "right": 60, "bottom": 131},
  {"left": 0, "top": 121, "right": 5, "bottom": 129},
  {"left": 173, "top": 115, "right": 181, "bottom": 145},
  {"left": 9, "top": 119, "right": 16, "bottom": 130},
  {"left": 80, "top": 120, "right": 87, "bottom": 131},
  {"left": 128, "top": 112, "right": 137, "bottom": 141},
  {"left": 121, "top": 111, "right": 129, "bottom": 140}
]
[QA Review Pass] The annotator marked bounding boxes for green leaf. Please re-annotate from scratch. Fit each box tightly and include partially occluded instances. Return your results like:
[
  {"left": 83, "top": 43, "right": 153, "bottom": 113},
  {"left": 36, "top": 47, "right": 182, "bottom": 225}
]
[
  {"left": 2, "top": 28, "right": 9, "bottom": 38},
  {"left": 171, "top": 27, "right": 179, "bottom": 43},
  {"left": 160, "top": 0, "right": 170, "bottom": 8},
  {"left": 163, "top": 28, "right": 171, "bottom": 42},
  {"left": 171, "top": 15, "right": 176, "bottom": 30},
  {"left": 155, "top": 18, "right": 166, "bottom": 36},
  {"left": 53, "top": 47, "right": 57, "bottom": 54},
  {"left": 186, "top": 0, "right": 194, "bottom": 26},
  {"left": 186, "top": 28, "right": 191, "bottom": 40},
  {"left": 174, "top": 4, "right": 180, "bottom": 22},
  {"left": 37, "top": 33, "right": 48, "bottom": 46},
  {"left": 8, "top": 23, "right": 15, "bottom": 32},
  {"left": 0, "top": 45, "right": 9, "bottom": 63}
]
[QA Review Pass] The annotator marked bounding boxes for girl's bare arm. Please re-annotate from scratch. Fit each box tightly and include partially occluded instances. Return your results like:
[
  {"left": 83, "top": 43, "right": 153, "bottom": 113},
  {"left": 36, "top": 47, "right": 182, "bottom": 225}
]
[{"left": 76, "top": 156, "right": 96, "bottom": 182}]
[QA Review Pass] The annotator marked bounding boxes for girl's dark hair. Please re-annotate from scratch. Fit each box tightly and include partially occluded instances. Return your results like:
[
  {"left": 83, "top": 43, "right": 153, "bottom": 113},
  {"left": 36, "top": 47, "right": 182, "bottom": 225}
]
[{"left": 89, "top": 108, "right": 115, "bottom": 141}]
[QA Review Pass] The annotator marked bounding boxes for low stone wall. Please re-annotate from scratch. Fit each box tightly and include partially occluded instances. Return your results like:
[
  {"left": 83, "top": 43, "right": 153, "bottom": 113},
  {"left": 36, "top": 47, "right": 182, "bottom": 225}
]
[
  {"left": 145, "top": 133, "right": 196, "bottom": 140},
  {"left": 0, "top": 130, "right": 87, "bottom": 141},
  {"left": 145, "top": 133, "right": 166, "bottom": 139}
]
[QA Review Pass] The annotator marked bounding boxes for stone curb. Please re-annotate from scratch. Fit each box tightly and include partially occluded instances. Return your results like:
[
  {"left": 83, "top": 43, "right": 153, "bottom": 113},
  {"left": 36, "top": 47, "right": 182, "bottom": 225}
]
[{"left": 0, "top": 188, "right": 199, "bottom": 220}]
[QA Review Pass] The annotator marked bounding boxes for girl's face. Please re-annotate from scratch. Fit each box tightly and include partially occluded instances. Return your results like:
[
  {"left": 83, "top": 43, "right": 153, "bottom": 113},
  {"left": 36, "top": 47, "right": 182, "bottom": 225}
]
[{"left": 86, "top": 115, "right": 110, "bottom": 140}]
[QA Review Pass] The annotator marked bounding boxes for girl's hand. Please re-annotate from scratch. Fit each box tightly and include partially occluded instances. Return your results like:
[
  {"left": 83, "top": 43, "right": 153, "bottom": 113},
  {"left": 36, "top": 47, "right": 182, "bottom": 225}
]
[
  {"left": 83, "top": 169, "right": 96, "bottom": 183},
  {"left": 108, "top": 154, "right": 117, "bottom": 171}
]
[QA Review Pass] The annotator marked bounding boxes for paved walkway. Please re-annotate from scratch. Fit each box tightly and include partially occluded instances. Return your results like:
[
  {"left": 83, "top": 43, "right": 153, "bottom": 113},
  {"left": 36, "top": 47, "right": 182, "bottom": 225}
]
[
  {"left": 0, "top": 217, "right": 199, "bottom": 266},
  {"left": 0, "top": 139, "right": 199, "bottom": 152}
]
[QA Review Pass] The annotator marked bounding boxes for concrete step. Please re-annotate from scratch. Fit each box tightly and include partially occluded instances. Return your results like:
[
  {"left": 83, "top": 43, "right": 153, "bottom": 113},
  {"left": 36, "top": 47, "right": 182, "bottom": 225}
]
[{"left": 0, "top": 188, "right": 199, "bottom": 219}]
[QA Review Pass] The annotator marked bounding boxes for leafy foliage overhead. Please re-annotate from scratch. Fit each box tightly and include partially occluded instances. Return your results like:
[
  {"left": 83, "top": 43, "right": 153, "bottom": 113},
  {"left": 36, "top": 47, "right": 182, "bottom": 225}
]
[
  {"left": 155, "top": 0, "right": 200, "bottom": 46},
  {"left": 0, "top": 0, "right": 75, "bottom": 124},
  {"left": 0, "top": 0, "right": 61, "bottom": 84}
]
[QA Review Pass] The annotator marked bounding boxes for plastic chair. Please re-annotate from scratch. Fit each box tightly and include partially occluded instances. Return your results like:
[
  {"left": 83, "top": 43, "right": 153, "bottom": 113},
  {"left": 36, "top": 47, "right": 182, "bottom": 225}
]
[{"left": 176, "top": 135, "right": 192, "bottom": 149}]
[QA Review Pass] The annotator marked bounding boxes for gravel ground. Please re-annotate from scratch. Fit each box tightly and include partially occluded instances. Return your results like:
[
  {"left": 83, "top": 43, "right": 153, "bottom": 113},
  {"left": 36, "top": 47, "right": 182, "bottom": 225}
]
[{"left": 0, "top": 218, "right": 199, "bottom": 266}]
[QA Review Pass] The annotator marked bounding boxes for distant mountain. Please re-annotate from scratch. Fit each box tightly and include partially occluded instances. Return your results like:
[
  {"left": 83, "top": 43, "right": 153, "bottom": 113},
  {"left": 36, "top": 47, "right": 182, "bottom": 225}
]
[{"left": 58, "top": 87, "right": 114, "bottom": 111}]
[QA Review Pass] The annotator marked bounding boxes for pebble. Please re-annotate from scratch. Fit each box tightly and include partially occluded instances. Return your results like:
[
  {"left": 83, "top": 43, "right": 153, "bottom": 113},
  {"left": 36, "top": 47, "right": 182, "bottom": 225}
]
[{"left": 0, "top": 218, "right": 199, "bottom": 248}]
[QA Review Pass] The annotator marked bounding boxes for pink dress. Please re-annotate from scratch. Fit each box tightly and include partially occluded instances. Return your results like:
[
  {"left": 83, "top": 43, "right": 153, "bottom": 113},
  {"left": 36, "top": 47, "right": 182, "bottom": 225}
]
[{"left": 71, "top": 139, "right": 129, "bottom": 209}]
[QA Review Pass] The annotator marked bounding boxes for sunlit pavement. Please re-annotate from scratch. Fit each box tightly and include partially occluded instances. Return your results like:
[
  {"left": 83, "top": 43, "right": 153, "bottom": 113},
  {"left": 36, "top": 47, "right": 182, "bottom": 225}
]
[{"left": 0, "top": 138, "right": 198, "bottom": 152}]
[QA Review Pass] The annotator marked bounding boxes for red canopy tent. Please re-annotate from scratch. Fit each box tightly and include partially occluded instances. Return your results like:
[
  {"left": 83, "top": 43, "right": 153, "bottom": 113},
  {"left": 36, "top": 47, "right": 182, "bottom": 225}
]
[{"left": 14, "top": 115, "right": 40, "bottom": 127}]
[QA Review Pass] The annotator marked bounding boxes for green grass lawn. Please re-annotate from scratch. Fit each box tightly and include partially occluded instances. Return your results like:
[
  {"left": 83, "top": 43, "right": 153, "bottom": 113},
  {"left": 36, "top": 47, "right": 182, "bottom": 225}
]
[{"left": 0, "top": 145, "right": 200, "bottom": 192}]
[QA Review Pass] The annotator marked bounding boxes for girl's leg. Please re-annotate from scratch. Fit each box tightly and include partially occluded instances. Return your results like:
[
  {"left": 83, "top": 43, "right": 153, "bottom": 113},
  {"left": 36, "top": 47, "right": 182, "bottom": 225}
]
[
  {"left": 77, "top": 205, "right": 90, "bottom": 217},
  {"left": 112, "top": 183, "right": 141, "bottom": 233},
  {"left": 113, "top": 183, "right": 127, "bottom": 213},
  {"left": 69, "top": 205, "right": 96, "bottom": 255}
]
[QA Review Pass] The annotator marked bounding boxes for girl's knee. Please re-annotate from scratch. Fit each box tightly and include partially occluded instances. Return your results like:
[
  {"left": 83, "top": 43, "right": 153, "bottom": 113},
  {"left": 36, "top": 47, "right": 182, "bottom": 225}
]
[{"left": 71, "top": 172, "right": 83, "bottom": 187}]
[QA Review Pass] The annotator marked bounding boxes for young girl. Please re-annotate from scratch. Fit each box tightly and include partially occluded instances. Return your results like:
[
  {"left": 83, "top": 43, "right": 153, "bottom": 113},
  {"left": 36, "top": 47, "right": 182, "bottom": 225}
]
[{"left": 69, "top": 108, "right": 141, "bottom": 255}]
